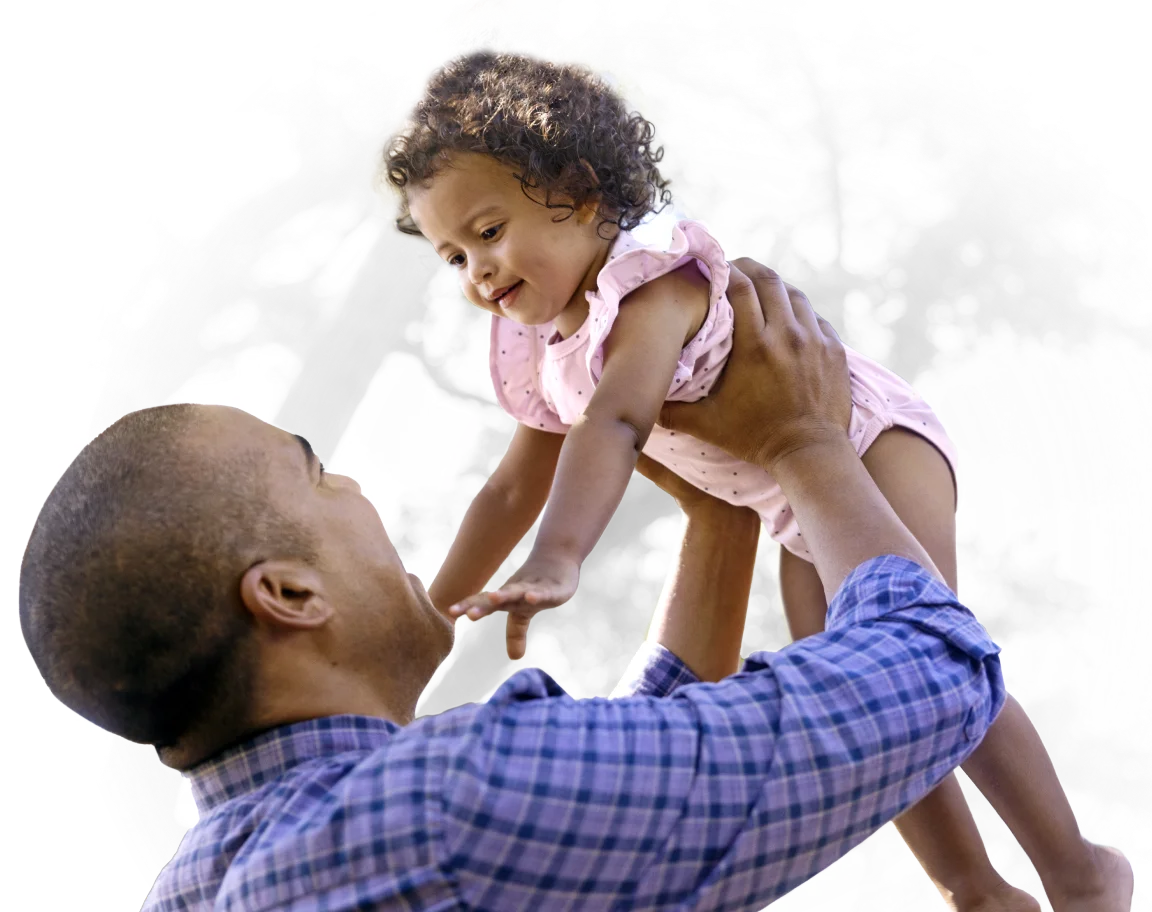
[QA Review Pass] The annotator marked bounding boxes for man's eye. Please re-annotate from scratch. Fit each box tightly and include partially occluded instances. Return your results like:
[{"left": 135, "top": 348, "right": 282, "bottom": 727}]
[{"left": 480, "top": 224, "right": 502, "bottom": 241}]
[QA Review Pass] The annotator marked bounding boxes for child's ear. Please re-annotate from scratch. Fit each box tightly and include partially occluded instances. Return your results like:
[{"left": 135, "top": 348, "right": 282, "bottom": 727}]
[
  {"left": 575, "top": 197, "right": 603, "bottom": 226},
  {"left": 573, "top": 159, "right": 603, "bottom": 226}
]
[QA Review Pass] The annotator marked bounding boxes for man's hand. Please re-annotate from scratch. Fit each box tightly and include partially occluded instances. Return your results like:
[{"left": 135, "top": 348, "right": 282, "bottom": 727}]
[
  {"left": 659, "top": 260, "right": 851, "bottom": 472},
  {"left": 448, "top": 554, "right": 581, "bottom": 660}
]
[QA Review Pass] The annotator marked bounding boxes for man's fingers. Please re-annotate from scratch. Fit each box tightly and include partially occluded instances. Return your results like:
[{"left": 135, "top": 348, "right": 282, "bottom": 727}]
[
  {"left": 815, "top": 315, "right": 843, "bottom": 340},
  {"left": 815, "top": 314, "right": 845, "bottom": 348},
  {"left": 634, "top": 452, "right": 656, "bottom": 479},
  {"left": 783, "top": 282, "right": 821, "bottom": 336},
  {"left": 729, "top": 258, "right": 791, "bottom": 343},
  {"left": 723, "top": 261, "right": 765, "bottom": 341},
  {"left": 657, "top": 399, "right": 701, "bottom": 436},
  {"left": 506, "top": 613, "right": 531, "bottom": 660}
]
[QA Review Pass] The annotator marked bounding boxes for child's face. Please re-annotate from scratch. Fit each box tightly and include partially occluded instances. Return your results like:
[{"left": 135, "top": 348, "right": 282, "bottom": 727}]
[{"left": 407, "top": 152, "right": 609, "bottom": 326}]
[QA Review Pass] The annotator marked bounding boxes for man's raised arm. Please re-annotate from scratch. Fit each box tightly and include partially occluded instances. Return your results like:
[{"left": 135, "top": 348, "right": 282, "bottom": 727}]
[
  {"left": 436, "top": 261, "right": 1005, "bottom": 909},
  {"left": 659, "top": 260, "right": 943, "bottom": 599},
  {"left": 612, "top": 453, "right": 761, "bottom": 696}
]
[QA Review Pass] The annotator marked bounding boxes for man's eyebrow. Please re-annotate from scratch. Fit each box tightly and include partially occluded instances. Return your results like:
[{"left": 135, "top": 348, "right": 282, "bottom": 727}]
[{"left": 293, "top": 434, "right": 317, "bottom": 471}]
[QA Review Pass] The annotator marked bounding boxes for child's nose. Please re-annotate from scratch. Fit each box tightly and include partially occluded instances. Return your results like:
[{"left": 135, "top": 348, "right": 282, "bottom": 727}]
[{"left": 466, "top": 254, "right": 495, "bottom": 286}]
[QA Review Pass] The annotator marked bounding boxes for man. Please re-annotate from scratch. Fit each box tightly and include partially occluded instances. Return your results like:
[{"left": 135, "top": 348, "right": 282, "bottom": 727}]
[{"left": 21, "top": 262, "right": 1005, "bottom": 910}]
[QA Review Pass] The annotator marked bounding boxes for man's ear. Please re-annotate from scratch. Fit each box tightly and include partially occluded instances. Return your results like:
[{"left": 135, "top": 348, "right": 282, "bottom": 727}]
[{"left": 239, "top": 561, "right": 333, "bottom": 630}]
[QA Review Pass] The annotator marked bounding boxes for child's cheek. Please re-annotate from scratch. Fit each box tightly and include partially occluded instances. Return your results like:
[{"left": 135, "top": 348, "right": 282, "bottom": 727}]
[
  {"left": 526, "top": 244, "right": 567, "bottom": 297},
  {"left": 457, "top": 273, "right": 480, "bottom": 307}
]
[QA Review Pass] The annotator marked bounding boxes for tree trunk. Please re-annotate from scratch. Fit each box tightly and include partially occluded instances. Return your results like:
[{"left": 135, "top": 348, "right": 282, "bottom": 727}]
[
  {"left": 273, "top": 235, "right": 438, "bottom": 455},
  {"left": 91, "top": 93, "right": 368, "bottom": 442},
  {"left": 792, "top": 40, "right": 847, "bottom": 274},
  {"left": 97, "top": 214, "right": 433, "bottom": 875}
]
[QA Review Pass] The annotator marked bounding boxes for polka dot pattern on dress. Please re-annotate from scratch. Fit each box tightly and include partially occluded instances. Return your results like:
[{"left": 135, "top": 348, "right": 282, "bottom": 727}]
[{"left": 485, "top": 220, "right": 957, "bottom": 567}]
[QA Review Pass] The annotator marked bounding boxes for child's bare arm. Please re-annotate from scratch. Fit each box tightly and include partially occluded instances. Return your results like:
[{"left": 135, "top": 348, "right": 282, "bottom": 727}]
[
  {"left": 453, "top": 266, "right": 709, "bottom": 658},
  {"left": 428, "top": 424, "right": 565, "bottom": 612},
  {"left": 535, "top": 264, "right": 710, "bottom": 562}
]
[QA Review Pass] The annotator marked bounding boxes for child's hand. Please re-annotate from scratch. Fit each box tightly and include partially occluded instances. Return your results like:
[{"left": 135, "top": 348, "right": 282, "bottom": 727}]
[{"left": 449, "top": 555, "right": 581, "bottom": 660}]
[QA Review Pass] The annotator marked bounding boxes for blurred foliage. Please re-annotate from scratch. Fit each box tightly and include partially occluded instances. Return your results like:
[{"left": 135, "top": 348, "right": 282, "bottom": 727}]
[{"left": 87, "top": 5, "right": 1142, "bottom": 888}]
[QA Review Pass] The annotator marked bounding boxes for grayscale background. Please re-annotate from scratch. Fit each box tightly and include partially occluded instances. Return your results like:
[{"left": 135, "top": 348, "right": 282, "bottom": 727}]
[{"left": 44, "top": 1, "right": 1152, "bottom": 912}]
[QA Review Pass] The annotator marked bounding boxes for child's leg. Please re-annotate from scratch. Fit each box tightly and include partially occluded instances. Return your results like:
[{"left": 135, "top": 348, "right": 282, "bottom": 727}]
[
  {"left": 858, "top": 428, "right": 1129, "bottom": 911},
  {"left": 961, "top": 696, "right": 1133, "bottom": 911},
  {"left": 782, "top": 547, "right": 1037, "bottom": 911}
]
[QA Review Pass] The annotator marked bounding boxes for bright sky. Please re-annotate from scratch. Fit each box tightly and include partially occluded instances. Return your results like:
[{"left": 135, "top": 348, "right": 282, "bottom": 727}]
[{"left": 56, "top": 1, "right": 1152, "bottom": 898}]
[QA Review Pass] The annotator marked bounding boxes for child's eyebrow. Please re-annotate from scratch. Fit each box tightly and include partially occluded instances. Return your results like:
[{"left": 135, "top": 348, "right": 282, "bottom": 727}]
[{"left": 433, "top": 205, "right": 505, "bottom": 253}]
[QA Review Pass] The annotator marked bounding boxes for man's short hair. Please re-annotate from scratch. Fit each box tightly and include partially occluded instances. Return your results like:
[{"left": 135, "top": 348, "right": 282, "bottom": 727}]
[{"left": 20, "top": 405, "right": 314, "bottom": 756}]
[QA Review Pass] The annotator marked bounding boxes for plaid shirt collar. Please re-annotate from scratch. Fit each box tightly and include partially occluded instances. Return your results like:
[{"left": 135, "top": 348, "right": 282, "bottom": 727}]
[{"left": 188, "top": 714, "right": 400, "bottom": 814}]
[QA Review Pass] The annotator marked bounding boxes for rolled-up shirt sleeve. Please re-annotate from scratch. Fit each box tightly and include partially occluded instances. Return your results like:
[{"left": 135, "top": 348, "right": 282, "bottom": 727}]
[
  {"left": 611, "top": 641, "right": 701, "bottom": 698},
  {"left": 439, "top": 556, "right": 1005, "bottom": 910}
]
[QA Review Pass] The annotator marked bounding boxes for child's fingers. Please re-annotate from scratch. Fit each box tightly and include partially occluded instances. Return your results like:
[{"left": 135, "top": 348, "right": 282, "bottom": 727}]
[
  {"left": 449, "top": 586, "right": 523, "bottom": 617},
  {"left": 449, "top": 588, "right": 532, "bottom": 620},
  {"left": 450, "top": 578, "right": 564, "bottom": 620},
  {"left": 447, "top": 600, "right": 472, "bottom": 618},
  {"left": 498, "top": 582, "right": 535, "bottom": 601},
  {"left": 499, "top": 581, "right": 560, "bottom": 607},
  {"left": 506, "top": 613, "right": 532, "bottom": 660},
  {"left": 524, "top": 586, "right": 571, "bottom": 608},
  {"left": 448, "top": 593, "right": 492, "bottom": 617}
]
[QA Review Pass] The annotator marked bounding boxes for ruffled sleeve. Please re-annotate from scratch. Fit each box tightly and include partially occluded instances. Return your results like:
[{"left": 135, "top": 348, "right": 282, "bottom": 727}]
[
  {"left": 584, "top": 220, "right": 733, "bottom": 401},
  {"left": 489, "top": 316, "right": 569, "bottom": 433}
]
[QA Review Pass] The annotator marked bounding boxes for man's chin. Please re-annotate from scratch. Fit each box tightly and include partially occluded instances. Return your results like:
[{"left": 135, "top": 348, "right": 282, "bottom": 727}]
[{"left": 409, "top": 573, "right": 455, "bottom": 640}]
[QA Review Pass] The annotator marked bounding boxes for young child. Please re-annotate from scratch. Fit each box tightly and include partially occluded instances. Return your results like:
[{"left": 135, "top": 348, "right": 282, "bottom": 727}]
[{"left": 382, "top": 51, "right": 1130, "bottom": 912}]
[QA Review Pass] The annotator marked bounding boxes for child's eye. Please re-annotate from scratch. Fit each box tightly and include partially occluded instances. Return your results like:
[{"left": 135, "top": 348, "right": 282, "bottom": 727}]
[
  {"left": 480, "top": 224, "right": 503, "bottom": 241},
  {"left": 447, "top": 253, "right": 465, "bottom": 267}
]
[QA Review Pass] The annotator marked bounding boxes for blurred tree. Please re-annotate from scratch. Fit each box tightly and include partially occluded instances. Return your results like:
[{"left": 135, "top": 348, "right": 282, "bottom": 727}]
[
  {"left": 415, "top": 62, "right": 1124, "bottom": 706},
  {"left": 93, "top": 88, "right": 375, "bottom": 435},
  {"left": 100, "top": 53, "right": 1133, "bottom": 715},
  {"left": 85, "top": 67, "right": 428, "bottom": 865}
]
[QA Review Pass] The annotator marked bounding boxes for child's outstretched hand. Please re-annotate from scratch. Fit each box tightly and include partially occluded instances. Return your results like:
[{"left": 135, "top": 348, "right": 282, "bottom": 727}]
[{"left": 448, "top": 554, "right": 581, "bottom": 660}]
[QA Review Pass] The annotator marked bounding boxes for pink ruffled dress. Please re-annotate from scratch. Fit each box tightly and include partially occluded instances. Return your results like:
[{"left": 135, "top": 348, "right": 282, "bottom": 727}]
[{"left": 490, "top": 220, "right": 956, "bottom": 561}]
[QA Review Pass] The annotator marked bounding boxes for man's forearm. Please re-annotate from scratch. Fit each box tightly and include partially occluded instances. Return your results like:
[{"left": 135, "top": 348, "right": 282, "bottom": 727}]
[
  {"left": 649, "top": 502, "right": 760, "bottom": 681},
  {"left": 767, "top": 432, "right": 943, "bottom": 601}
]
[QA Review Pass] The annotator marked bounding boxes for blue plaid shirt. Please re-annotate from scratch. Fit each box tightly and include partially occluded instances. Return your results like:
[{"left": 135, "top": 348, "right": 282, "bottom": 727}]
[{"left": 144, "top": 557, "right": 1004, "bottom": 911}]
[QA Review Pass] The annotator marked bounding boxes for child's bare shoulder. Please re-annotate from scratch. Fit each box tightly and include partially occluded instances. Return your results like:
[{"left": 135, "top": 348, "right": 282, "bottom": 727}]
[
  {"left": 623, "top": 261, "right": 711, "bottom": 342},
  {"left": 632, "top": 260, "right": 710, "bottom": 301}
]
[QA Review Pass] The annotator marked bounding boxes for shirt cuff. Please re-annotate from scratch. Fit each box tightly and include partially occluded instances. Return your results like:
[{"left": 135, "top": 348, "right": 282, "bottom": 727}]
[
  {"left": 610, "top": 641, "right": 701, "bottom": 698},
  {"left": 826, "top": 555, "right": 1001, "bottom": 664}
]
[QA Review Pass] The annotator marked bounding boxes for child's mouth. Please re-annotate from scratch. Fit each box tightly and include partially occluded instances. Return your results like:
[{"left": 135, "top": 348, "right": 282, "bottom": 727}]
[{"left": 495, "top": 281, "right": 523, "bottom": 308}]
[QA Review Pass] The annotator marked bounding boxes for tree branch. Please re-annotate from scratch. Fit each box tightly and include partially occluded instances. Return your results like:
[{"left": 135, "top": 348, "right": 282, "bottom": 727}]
[
  {"left": 792, "top": 40, "right": 847, "bottom": 274},
  {"left": 393, "top": 338, "right": 502, "bottom": 409}
]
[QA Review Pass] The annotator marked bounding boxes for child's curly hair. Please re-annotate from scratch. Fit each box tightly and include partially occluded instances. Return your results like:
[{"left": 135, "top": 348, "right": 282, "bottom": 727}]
[{"left": 382, "top": 51, "right": 672, "bottom": 237}]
